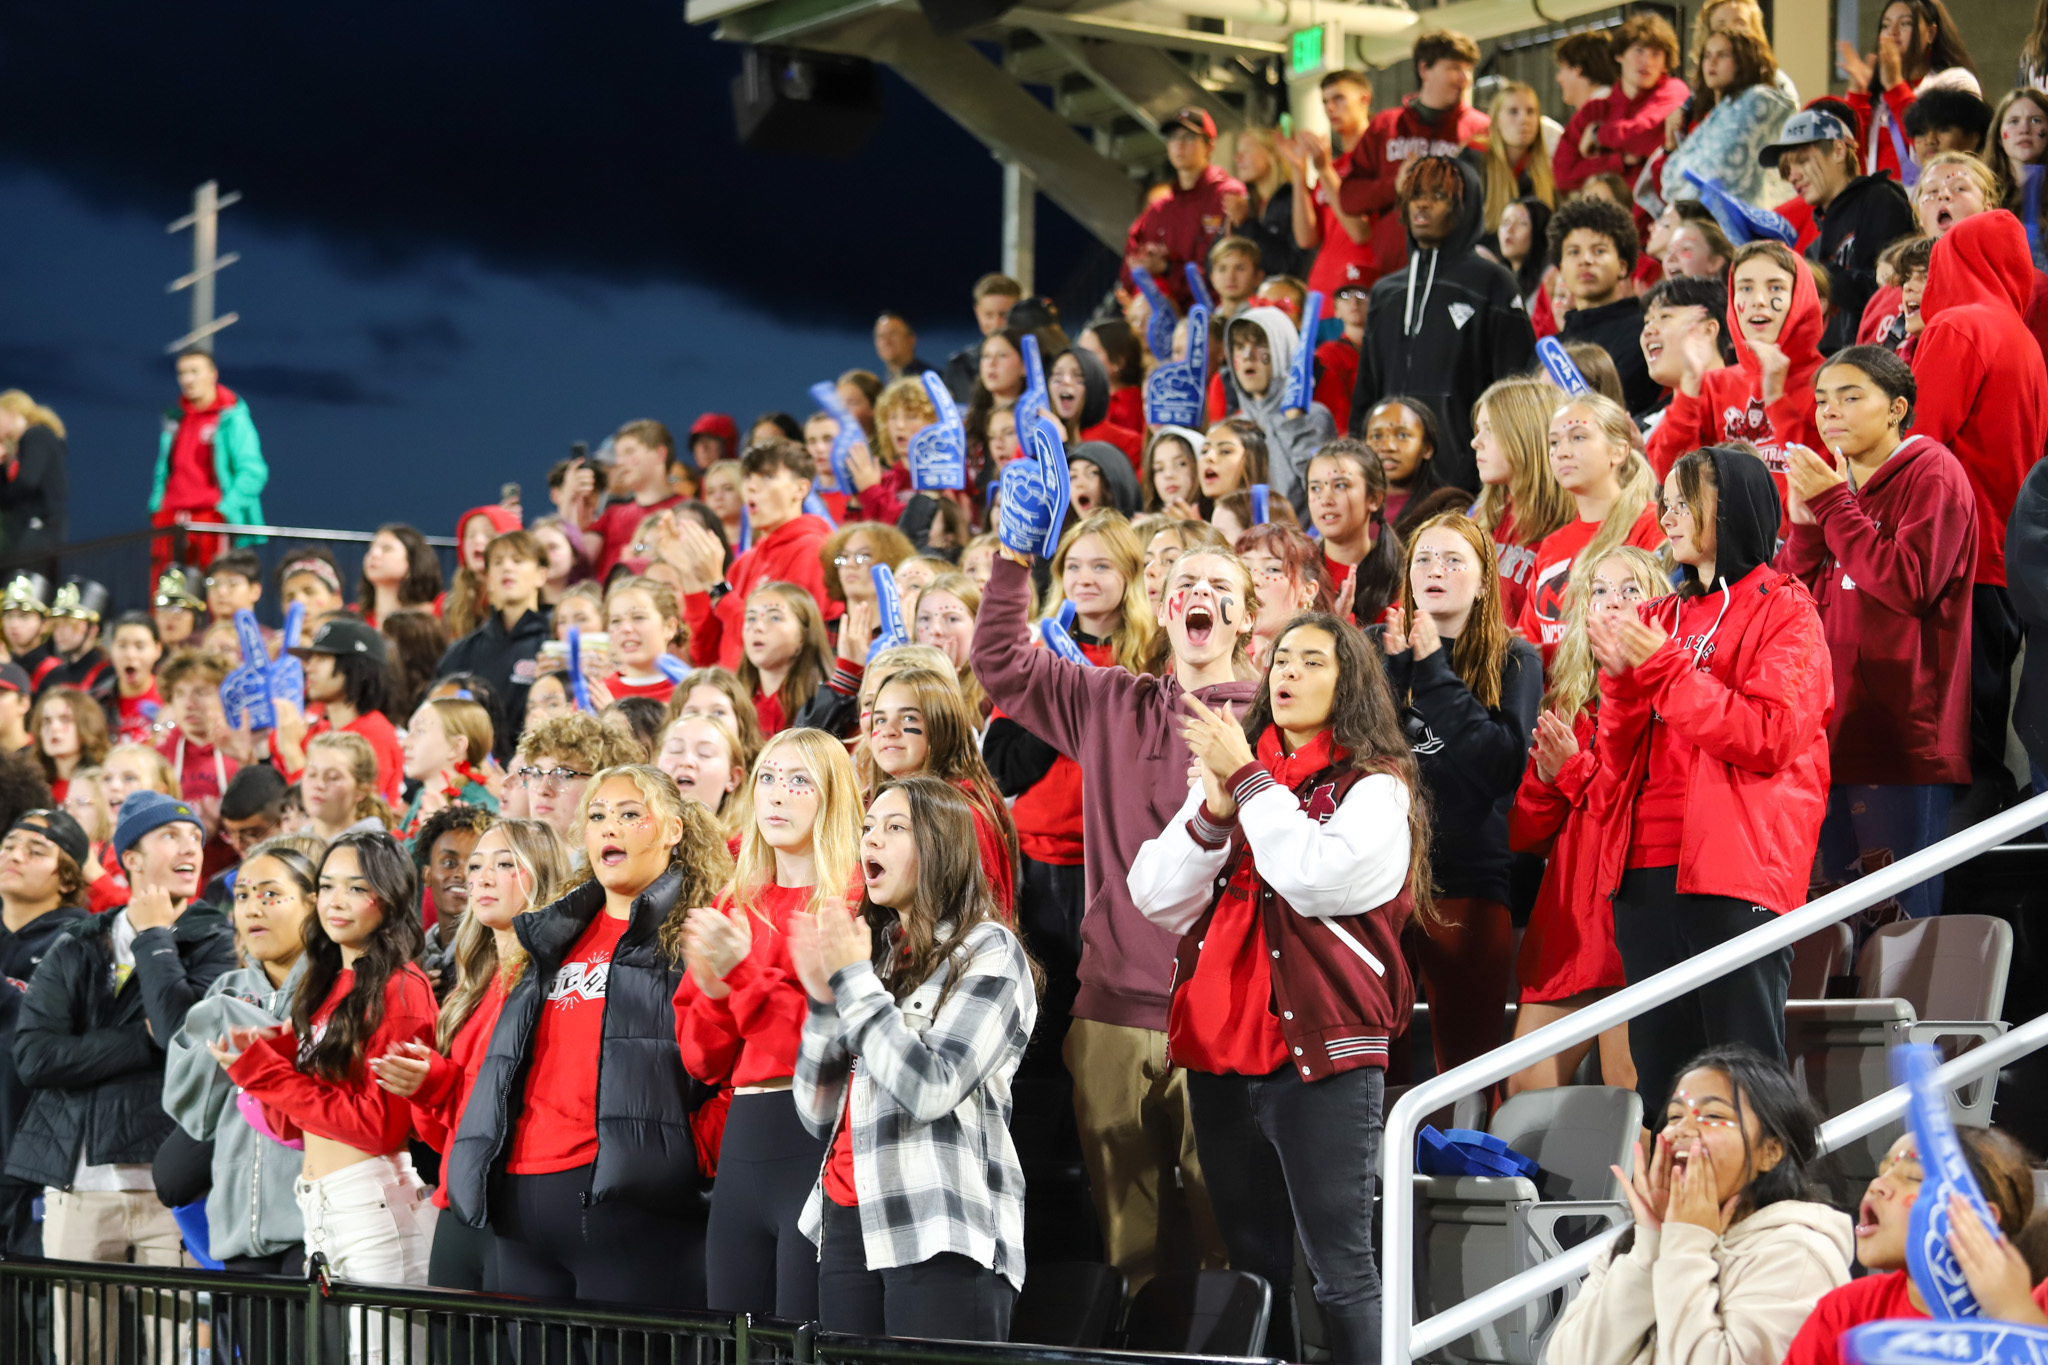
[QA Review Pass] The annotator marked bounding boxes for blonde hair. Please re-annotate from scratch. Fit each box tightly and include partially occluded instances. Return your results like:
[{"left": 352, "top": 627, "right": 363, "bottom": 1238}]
[
  {"left": 1542, "top": 546, "right": 1674, "bottom": 722},
  {"left": 660, "top": 712, "right": 758, "bottom": 838},
  {"left": 1139, "top": 545, "right": 1261, "bottom": 678},
  {"left": 604, "top": 576, "right": 687, "bottom": 657},
  {"left": 437, "top": 818, "right": 572, "bottom": 1051},
  {"left": 907, "top": 571, "right": 989, "bottom": 716},
  {"left": 728, "top": 728, "right": 864, "bottom": 924},
  {"left": 1234, "top": 126, "right": 1290, "bottom": 201},
  {"left": 1550, "top": 393, "right": 1664, "bottom": 588},
  {"left": 64, "top": 768, "right": 113, "bottom": 843},
  {"left": 1399, "top": 514, "right": 1514, "bottom": 710},
  {"left": 1471, "top": 378, "right": 1574, "bottom": 545},
  {"left": 1042, "top": 511, "right": 1160, "bottom": 675},
  {"left": 736, "top": 582, "right": 831, "bottom": 729},
  {"left": 305, "top": 731, "right": 398, "bottom": 829},
  {"left": 1482, "top": 82, "right": 1556, "bottom": 231},
  {"left": 1918, "top": 149, "right": 2004, "bottom": 208},
  {"left": 570, "top": 765, "right": 736, "bottom": 962},
  {"left": 420, "top": 697, "right": 494, "bottom": 769},
  {"left": 103, "top": 742, "right": 179, "bottom": 799},
  {"left": 663, "top": 666, "right": 765, "bottom": 755},
  {"left": 874, "top": 376, "right": 939, "bottom": 466},
  {"left": 0, "top": 390, "right": 65, "bottom": 441}
]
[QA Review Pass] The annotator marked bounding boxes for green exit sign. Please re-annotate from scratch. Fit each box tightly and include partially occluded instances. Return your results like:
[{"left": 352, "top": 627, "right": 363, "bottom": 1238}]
[{"left": 1291, "top": 23, "right": 1336, "bottom": 78}]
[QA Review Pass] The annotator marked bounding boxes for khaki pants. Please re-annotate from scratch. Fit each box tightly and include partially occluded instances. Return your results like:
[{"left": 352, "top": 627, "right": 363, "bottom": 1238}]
[
  {"left": 1062, "top": 1018, "right": 1227, "bottom": 1292},
  {"left": 43, "top": 1188, "right": 190, "bottom": 1364}
]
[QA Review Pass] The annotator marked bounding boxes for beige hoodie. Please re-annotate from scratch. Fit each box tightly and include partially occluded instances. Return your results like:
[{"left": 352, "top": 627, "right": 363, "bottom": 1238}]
[{"left": 1543, "top": 1200, "right": 1854, "bottom": 1365}]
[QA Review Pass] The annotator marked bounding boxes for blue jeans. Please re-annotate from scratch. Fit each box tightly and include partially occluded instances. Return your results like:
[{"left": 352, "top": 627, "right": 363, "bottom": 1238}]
[{"left": 1817, "top": 784, "right": 1956, "bottom": 921}]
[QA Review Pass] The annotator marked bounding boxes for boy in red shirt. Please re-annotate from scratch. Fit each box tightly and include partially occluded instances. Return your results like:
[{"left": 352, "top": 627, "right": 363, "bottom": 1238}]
[
  {"left": 108, "top": 613, "right": 164, "bottom": 744},
  {"left": 560, "top": 419, "right": 685, "bottom": 580},
  {"left": 1553, "top": 14, "right": 1690, "bottom": 198},
  {"left": 1338, "top": 29, "right": 1490, "bottom": 281},
  {"left": 1123, "top": 108, "right": 1247, "bottom": 310},
  {"left": 672, "top": 440, "right": 836, "bottom": 671}
]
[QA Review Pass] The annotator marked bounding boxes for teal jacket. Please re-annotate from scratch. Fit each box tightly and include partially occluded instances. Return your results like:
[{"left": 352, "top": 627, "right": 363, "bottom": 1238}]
[{"left": 152, "top": 394, "right": 268, "bottom": 532}]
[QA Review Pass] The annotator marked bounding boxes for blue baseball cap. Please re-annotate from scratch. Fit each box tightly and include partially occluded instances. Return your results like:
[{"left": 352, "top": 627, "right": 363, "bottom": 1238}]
[{"left": 113, "top": 790, "right": 204, "bottom": 860}]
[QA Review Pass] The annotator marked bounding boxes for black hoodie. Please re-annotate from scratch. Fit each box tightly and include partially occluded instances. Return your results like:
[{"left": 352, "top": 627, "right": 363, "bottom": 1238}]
[
  {"left": 1808, "top": 171, "right": 1915, "bottom": 355},
  {"left": 1349, "top": 156, "right": 1536, "bottom": 494},
  {"left": 1682, "top": 446, "right": 1782, "bottom": 597},
  {"left": 2006, "top": 454, "right": 2048, "bottom": 777},
  {"left": 1066, "top": 440, "right": 1141, "bottom": 518}
]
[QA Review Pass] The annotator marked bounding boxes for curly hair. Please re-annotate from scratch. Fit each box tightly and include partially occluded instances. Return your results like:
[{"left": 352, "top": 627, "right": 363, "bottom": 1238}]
[
  {"left": 662, "top": 666, "right": 765, "bottom": 756},
  {"left": 1548, "top": 194, "right": 1640, "bottom": 271},
  {"left": 567, "top": 765, "right": 736, "bottom": 963},
  {"left": 517, "top": 713, "right": 644, "bottom": 779}
]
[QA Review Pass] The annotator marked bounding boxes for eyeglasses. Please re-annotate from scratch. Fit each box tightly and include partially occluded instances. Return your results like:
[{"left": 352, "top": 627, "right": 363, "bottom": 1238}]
[
  {"left": 513, "top": 766, "right": 591, "bottom": 791},
  {"left": 833, "top": 552, "right": 875, "bottom": 568}
]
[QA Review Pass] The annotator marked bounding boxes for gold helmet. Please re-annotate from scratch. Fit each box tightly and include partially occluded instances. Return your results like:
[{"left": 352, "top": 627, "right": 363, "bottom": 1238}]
[
  {"left": 154, "top": 565, "right": 206, "bottom": 612},
  {"left": 0, "top": 573, "right": 50, "bottom": 616},
  {"left": 48, "top": 579, "right": 109, "bottom": 624}
]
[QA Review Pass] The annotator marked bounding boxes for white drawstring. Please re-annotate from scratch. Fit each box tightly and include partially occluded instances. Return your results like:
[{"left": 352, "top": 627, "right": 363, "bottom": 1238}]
[{"left": 1402, "top": 250, "right": 1440, "bottom": 339}]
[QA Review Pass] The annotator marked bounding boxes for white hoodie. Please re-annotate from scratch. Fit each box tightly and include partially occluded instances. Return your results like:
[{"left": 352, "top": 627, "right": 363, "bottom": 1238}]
[{"left": 1543, "top": 1199, "right": 1853, "bottom": 1365}]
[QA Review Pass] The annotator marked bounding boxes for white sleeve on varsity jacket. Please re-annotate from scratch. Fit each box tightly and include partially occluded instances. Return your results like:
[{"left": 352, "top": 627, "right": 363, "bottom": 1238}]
[
  {"left": 1126, "top": 781, "right": 1230, "bottom": 937},
  {"left": 1235, "top": 769, "right": 1411, "bottom": 919}
]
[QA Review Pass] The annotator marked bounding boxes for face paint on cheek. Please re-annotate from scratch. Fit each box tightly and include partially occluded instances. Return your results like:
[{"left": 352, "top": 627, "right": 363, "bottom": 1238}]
[
  {"left": 1215, "top": 596, "right": 1236, "bottom": 625},
  {"left": 1165, "top": 590, "right": 1189, "bottom": 621}
]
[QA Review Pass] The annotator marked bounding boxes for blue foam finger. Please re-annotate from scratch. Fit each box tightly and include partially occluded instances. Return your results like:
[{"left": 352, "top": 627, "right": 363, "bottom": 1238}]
[
  {"left": 1896, "top": 1043, "right": 1997, "bottom": 1319},
  {"left": 1145, "top": 303, "right": 1211, "bottom": 429},
  {"left": 1042, "top": 615, "right": 1092, "bottom": 666},
  {"left": 1285, "top": 292, "right": 1324, "bottom": 412},
  {"left": 1057, "top": 600, "right": 1077, "bottom": 631},
  {"left": 998, "top": 458, "right": 1055, "bottom": 557},
  {"left": 654, "top": 654, "right": 693, "bottom": 686},
  {"left": 1250, "top": 484, "right": 1270, "bottom": 526},
  {"left": 1134, "top": 270, "right": 1178, "bottom": 360},
  {"left": 1018, "top": 334, "right": 1072, "bottom": 555},
  {"left": 1846, "top": 1321, "right": 2048, "bottom": 1365},
  {"left": 808, "top": 380, "right": 860, "bottom": 493},
  {"left": 1682, "top": 170, "right": 1799, "bottom": 247},
  {"left": 566, "top": 627, "right": 593, "bottom": 713},
  {"left": 907, "top": 372, "right": 968, "bottom": 491},
  {"left": 1184, "top": 261, "right": 1215, "bottom": 314},
  {"left": 1536, "top": 337, "right": 1590, "bottom": 396},
  {"left": 230, "top": 609, "right": 277, "bottom": 731}
]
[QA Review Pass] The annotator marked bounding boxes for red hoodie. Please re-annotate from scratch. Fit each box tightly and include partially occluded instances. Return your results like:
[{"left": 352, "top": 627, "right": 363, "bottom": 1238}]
[
  {"left": 1337, "top": 97, "right": 1491, "bottom": 281},
  {"left": 1124, "top": 164, "right": 1248, "bottom": 310},
  {"left": 684, "top": 512, "right": 835, "bottom": 670},
  {"left": 161, "top": 384, "right": 238, "bottom": 514},
  {"left": 1554, "top": 76, "right": 1691, "bottom": 194},
  {"left": 1910, "top": 210, "right": 2048, "bottom": 587},
  {"left": 1775, "top": 434, "right": 1977, "bottom": 785},
  {"left": 1646, "top": 248, "right": 1827, "bottom": 530}
]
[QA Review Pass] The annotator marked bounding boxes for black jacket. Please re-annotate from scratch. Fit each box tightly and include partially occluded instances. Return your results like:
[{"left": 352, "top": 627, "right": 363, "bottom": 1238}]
[
  {"left": 0, "top": 426, "right": 68, "bottom": 556},
  {"left": 1809, "top": 172, "right": 1915, "bottom": 355},
  {"left": 1381, "top": 635, "right": 1542, "bottom": 905},
  {"left": 1560, "top": 297, "right": 1661, "bottom": 417},
  {"left": 2011, "top": 454, "right": 2048, "bottom": 778},
  {"left": 446, "top": 867, "right": 708, "bottom": 1227},
  {"left": 436, "top": 603, "right": 552, "bottom": 763},
  {"left": 6, "top": 906, "right": 235, "bottom": 1189},
  {"left": 0, "top": 905, "right": 89, "bottom": 1150},
  {"left": 1350, "top": 157, "right": 1535, "bottom": 494},
  {"left": 1238, "top": 182, "right": 1309, "bottom": 282}
]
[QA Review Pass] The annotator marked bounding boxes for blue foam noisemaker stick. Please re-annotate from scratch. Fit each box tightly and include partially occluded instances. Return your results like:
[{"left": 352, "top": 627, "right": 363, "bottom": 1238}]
[
  {"left": 1285, "top": 291, "right": 1325, "bottom": 412},
  {"left": 565, "top": 626, "right": 592, "bottom": 712},
  {"left": 1845, "top": 1320, "right": 2048, "bottom": 1365},
  {"left": 1042, "top": 613, "right": 1091, "bottom": 666},
  {"left": 655, "top": 654, "right": 692, "bottom": 686},
  {"left": 801, "top": 490, "right": 836, "bottom": 527},
  {"left": 1134, "top": 269, "right": 1179, "bottom": 360},
  {"left": 1536, "top": 337, "right": 1591, "bottom": 396},
  {"left": 906, "top": 372, "right": 968, "bottom": 491},
  {"left": 869, "top": 563, "right": 909, "bottom": 662},
  {"left": 1018, "top": 335, "right": 1072, "bottom": 554},
  {"left": 1184, "top": 261, "right": 1215, "bottom": 314},
  {"left": 1144, "top": 303, "right": 1211, "bottom": 430},
  {"left": 1681, "top": 169, "right": 1799, "bottom": 247},
  {"left": 1896, "top": 1042, "right": 1997, "bottom": 1319},
  {"left": 1250, "top": 484, "right": 1270, "bottom": 526},
  {"left": 808, "top": 381, "right": 860, "bottom": 493},
  {"left": 737, "top": 506, "right": 751, "bottom": 554}
]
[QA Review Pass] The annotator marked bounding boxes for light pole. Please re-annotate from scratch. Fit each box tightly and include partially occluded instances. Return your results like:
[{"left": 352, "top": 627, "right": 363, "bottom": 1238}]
[{"left": 167, "top": 180, "right": 242, "bottom": 354}]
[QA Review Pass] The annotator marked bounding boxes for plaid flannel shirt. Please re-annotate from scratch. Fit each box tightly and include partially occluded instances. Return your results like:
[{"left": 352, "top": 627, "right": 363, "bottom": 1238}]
[{"left": 794, "top": 920, "right": 1035, "bottom": 1290}]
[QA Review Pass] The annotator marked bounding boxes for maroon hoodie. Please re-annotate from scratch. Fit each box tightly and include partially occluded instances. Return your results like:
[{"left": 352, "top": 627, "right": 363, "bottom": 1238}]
[
  {"left": 970, "top": 557, "right": 1259, "bottom": 1030},
  {"left": 1775, "top": 434, "right": 1977, "bottom": 785},
  {"left": 1911, "top": 210, "right": 2048, "bottom": 588}
]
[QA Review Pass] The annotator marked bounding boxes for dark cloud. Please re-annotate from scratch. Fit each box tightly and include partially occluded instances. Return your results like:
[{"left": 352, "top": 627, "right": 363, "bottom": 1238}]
[
  {"left": 227, "top": 365, "right": 392, "bottom": 406},
  {"left": 366, "top": 315, "right": 468, "bottom": 363},
  {"left": 0, "top": 0, "right": 1099, "bottom": 328}
]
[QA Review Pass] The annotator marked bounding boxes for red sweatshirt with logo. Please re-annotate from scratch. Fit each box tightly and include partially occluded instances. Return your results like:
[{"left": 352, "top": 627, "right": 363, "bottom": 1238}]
[{"left": 1337, "top": 97, "right": 1491, "bottom": 281}]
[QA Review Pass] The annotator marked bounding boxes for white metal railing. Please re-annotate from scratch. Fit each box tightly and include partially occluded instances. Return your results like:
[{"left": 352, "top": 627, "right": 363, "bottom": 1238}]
[
  {"left": 180, "top": 521, "right": 459, "bottom": 547},
  {"left": 1382, "top": 789, "right": 2048, "bottom": 1365}
]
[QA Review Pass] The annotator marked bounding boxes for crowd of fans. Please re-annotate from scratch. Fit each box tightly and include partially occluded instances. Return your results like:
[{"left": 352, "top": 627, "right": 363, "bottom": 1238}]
[{"left": 2, "top": 1, "right": 2048, "bottom": 1360}]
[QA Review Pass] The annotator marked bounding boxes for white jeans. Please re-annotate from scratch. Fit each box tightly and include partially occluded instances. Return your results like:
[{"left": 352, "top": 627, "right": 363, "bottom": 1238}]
[{"left": 295, "top": 1153, "right": 437, "bottom": 1365}]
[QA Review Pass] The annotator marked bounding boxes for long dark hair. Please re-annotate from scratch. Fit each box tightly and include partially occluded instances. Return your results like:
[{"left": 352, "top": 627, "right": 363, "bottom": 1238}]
[
  {"left": 330, "top": 649, "right": 399, "bottom": 720},
  {"left": 1664, "top": 1043, "right": 1825, "bottom": 1215},
  {"left": 357, "top": 523, "right": 443, "bottom": 613},
  {"left": 292, "top": 831, "right": 425, "bottom": 1082},
  {"left": 860, "top": 775, "right": 1040, "bottom": 1006},
  {"left": 1310, "top": 439, "right": 1404, "bottom": 626},
  {"left": 1238, "top": 612, "right": 1435, "bottom": 923},
  {"left": 862, "top": 667, "right": 1018, "bottom": 891},
  {"left": 1875, "top": 0, "right": 1974, "bottom": 85},
  {"left": 1365, "top": 396, "right": 1448, "bottom": 502}
]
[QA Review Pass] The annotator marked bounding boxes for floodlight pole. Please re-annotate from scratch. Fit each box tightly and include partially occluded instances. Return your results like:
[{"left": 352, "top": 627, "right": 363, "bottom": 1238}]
[{"left": 167, "top": 180, "right": 242, "bottom": 354}]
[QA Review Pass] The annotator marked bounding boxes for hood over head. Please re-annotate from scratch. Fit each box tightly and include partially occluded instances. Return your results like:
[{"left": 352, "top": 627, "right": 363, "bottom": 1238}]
[
  {"left": 1728, "top": 248, "right": 1826, "bottom": 387},
  {"left": 1066, "top": 345, "right": 1112, "bottom": 431},
  {"left": 1067, "top": 440, "right": 1142, "bottom": 516},
  {"left": 1688, "top": 445, "right": 1782, "bottom": 594},
  {"left": 458, "top": 504, "right": 523, "bottom": 542},
  {"left": 1924, "top": 209, "right": 2035, "bottom": 321},
  {"left": 1225, "top": 306, "right": 1302, "bottom": 413}
]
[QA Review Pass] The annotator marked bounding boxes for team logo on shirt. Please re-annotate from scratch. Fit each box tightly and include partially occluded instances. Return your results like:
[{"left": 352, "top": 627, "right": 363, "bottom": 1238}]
[
  {"left": 1722, "top": 397, "right": 1771, "bottom": 443},
  {"left": 1529, "top": 562, "right": 1573, "bottom": 642},
  {"left": 1305, "top": 783, "right": 1339, "bottom": 823},
  {"left": 1448, "top": 303, "right": 1475, "bottom": 330},
  {"left": 547, "top": 953, "right": 612, "bottom": 1006},
  {"left": 1497, "top": 542, "right": 1537, "bottom": 586},
  {"left": 1385, "top": 136, "right": 1468, "bottom": 161}
]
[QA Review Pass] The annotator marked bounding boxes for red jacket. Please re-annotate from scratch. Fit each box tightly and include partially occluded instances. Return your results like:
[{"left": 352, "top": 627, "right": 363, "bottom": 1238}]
[
  {"left": 408, "top": 979, "right": 505, "bottom": 1209},
  {"left": 1590, "top": 564, "right": 1833, "bottom": 914},
  {"left": 684, "top": 512, "right": 836, "bottom": 669},
  {"left": 1554, "top": 76, "right": 1691, "bottom": 194},
  {"left": 228, "top": 965, "right": 439, "bottom": 1154},
  {"left": 1124, "top": 164, "right": 1246, "bottom": 310},
  {"left": 1338, "top": 97, "right": 1491, "bottom": 280},
  {"left": 1862, "top": 269, "right": 2048, "bottom": 361},
  {"left": 673, "top": 881, "right": 812, "bottom": 1088},
  {"left": 1646, "top": 248, "right": 1827, "bottom": 535},
  {"left": 1008, "top": 638, "right": 1114, "bottom": 866},
  {"left": 1314, "top": 337, "right": 1360, "bottom": 433},
  {"left": 1910, "top": 210, "right": 2048, "bottom": 587},
  {"left": 1775, "top": 434, "right": 1976, "bottom": 785},
  {"left": 1510, "top": 711, "right": 1625, "bottom": 1001},
  {"left": 1306, "top": 141, "right": 1379, "bottom": 296},
  {"left": 1845, "top": 81, "right": 1915, "bottom": 184}
]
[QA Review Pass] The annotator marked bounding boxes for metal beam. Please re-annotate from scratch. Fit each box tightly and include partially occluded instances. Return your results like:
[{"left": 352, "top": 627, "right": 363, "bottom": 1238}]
[
  {"left": 1007, "top": 7, "right": 1287, "bottom": 57},
  {"left": 1002, "top": 160, "right": 1038, "bottom": 292}
]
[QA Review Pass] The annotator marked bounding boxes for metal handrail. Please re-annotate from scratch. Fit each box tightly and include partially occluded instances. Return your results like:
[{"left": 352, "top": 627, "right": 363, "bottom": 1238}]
[
  {"left": 180, "top": 521, "right": 460, "bottom": 547},
  {"left": 1382, "top": 788, "right": 2048, "bottom": 1365}
]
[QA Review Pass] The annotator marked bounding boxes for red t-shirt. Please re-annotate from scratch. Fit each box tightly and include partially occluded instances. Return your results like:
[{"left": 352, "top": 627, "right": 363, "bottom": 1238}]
[
  {"left": 1306, "top": 142, "right": 1379, "bottom": 298},
  {"left": 825, "top": 1089, "right": 858, "bottom": 1207},
  {"left": 276, "top": 708, "right": 406, "bottom": 806},
  {"left": 1168, "top": 855, "right": 1290, "bottom": 1075},
  {"left": 116, "top": 683, "right": 164, "bottom": 745},
  {"left": 508, "top": 912, "right": 629, "bottom": 1174},
  {"left": 1515, "top": 505, "right": 1667, "bottom": 663},
  {"left": 1782, "top": 1270, "right": 2048, "bottom": 1365},
  {"left": 158, "top": 733, "right": 240, "bottom": 811},
  {"left": 1491, "top": 506, "right": 1539, "bottom": 629},
  {"left": 604, "top": 673, "right": 677, "bottom": 705},
  {"left": 589, "top": 494, "right": 683, "bottom": 582},
  {"left": 162, "top": 388, "right": 234, "bottom": 515}
]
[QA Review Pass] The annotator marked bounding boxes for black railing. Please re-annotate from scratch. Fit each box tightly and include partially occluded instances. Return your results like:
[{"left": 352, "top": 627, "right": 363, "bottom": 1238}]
[{"left": 0, "top": 1254, "right": 1281, "bottom": 1365}]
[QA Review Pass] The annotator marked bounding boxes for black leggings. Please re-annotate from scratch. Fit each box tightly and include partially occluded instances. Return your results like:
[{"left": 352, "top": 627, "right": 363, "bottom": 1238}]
[
  {"left": 706, "top": 1091, "right": 827, "bottom": 1319},
  {"left": 489, "top": 1165, "right": 707, "bottom": 1312},
  {"left": 816, "top": 1199, "right": 1015, "bottom": 1340},
  {"left": 1613, "top": 865, "right": 1792, "bottom": 1121}
]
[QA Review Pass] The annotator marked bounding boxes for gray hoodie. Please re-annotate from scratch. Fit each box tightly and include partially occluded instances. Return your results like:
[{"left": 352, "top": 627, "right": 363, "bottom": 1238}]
[
  {"left": 164, "top": 960, "right": 307, "bottom": 1263},
  {"left": 1225, "top": 305, "right": 1338, "bottom": 524}
]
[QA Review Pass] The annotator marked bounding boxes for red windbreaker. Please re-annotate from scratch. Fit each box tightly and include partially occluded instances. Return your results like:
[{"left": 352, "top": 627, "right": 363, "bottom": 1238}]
[
  {"left": 1510, "top": 711, "right": 1624, "bottom": 1002},
  {"left": 1589, "top": 563, "right": 1832, "bottom": 915},
  {"left": 684, "top": 512, "right": 837, "bottom": 669},
  {"left": 1910, "top": 210, "right": 2048, "bottom": 587},
  {"left": 1775, "top": 434, "right": 1976, "bottom": 785},
  {"left": 1553, "top": 76, "right": 1691, "bottom": 194},
  {"left": 1337, "top": 97, "right": 1491, "bottom": 281}
]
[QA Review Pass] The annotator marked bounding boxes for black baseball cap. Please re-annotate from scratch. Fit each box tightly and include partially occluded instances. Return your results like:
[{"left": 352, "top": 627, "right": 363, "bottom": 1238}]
[
  {"left": 289, "top": 616, "right": 389, "bottom": 667},
  {"left": 10, "top": 809, "right": 89, "bottom": 867},
  {"left": 0, "top": 663, "right": 30, "bottom": 697}
]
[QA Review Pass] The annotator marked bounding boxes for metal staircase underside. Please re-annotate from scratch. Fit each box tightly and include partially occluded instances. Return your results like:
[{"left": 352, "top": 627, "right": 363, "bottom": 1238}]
[{"left": 688, "top": 0, "right": 1623, "bottom": 251}]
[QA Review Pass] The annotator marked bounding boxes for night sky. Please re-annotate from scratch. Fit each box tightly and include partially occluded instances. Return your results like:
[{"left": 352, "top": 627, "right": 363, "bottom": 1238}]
[{"left": 0, "top": 0, "right": 1095, "bottom": 541}]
